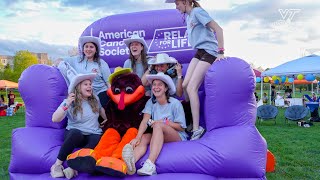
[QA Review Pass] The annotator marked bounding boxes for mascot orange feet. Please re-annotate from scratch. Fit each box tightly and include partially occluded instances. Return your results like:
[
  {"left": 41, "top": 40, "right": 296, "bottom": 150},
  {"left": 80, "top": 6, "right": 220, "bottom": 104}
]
[{"left": 67, "top": 128, "right": 137, "bottom": 177}]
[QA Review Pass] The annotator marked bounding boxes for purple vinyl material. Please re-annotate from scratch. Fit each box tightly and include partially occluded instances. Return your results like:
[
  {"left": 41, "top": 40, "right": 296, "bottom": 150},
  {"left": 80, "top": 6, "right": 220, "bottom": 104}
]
[{"left": 9, "top": 9, "right": 267, "bottom": 180}]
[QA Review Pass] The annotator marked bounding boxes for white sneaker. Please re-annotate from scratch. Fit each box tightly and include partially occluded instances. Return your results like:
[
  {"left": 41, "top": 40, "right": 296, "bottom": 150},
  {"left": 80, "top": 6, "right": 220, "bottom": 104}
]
[
  {"left": 122, "top": 144, "right": 136, "bottom": 175},
  {"left": 50, "top": 164, "right": 64, "bottom": 178},
  {"left": 190, "top": 126, "right": 206, "bottom": 140},
  {"left": 137, "top": 159, "right": 157, "bottom": 176}
]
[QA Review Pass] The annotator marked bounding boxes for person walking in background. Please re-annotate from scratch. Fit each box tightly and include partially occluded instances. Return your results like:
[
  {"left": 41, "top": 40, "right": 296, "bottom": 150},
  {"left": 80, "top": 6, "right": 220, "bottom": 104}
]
[
  {"left": 262, "top": 93, "right": 268, "bottom": 104},
  {"left": 0, "top": 94, "right": 5, "bottom": 105},
  {"left": 166, "top": 0, "right": 225, "bottom": 140},
  {"left": 50, "top": 72, "right": 107, "bottom": 179},
  {"left": 271, "top": 85, "right": 276, "bottom": 105},
  {"left": 7, "top": 90, "right": 15, "bottom": 107},
  {"left": 55, "top": 36, "right": 111, "bottom": 106}
]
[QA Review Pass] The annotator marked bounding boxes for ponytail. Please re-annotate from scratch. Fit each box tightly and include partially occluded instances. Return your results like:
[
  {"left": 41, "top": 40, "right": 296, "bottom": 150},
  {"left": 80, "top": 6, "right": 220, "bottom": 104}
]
[{"left": 192, "top": 0, "right": 201, "bottom": 8}]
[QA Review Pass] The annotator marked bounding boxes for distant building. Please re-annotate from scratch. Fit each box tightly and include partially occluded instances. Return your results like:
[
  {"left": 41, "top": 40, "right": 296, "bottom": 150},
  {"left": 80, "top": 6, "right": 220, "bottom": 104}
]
[
  {"left": 0, "top": 55, "right": 13, "bottom": 67},
  {"left": 0, "top": 52, "right": 50, "bottom": 68},
  {"left": 30, "top": 52, "right": 49, "bottom": 65}
]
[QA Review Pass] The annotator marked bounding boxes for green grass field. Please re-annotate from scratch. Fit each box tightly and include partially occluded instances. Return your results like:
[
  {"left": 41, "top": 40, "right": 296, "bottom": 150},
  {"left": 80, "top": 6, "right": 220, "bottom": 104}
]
[{"left": 0, "top": 107, "right": 319, "bottom": 179}]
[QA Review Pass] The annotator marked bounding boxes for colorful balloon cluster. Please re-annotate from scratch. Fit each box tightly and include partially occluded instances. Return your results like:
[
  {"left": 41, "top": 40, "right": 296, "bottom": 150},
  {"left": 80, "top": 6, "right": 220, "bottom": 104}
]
[{"left": 256, "top": 74, "right": 316, "bottom": 84}]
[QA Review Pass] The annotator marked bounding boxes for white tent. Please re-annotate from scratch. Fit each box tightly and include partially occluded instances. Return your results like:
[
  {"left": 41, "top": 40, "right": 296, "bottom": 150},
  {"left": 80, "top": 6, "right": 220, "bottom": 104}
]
[
  {"left": 260, "top": 54, "right": 320, "bottom": 103},
  {"left": 262, "top": 55, "right": 320, "bottom": 76}
]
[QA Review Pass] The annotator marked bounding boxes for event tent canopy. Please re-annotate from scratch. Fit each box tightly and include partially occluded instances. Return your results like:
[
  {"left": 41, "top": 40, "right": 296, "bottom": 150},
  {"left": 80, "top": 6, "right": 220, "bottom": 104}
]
[
  {"left": 262, "top": 54, "right": 320, "bottom": 77},
  {"left": 0, "top": 80, "right": 18, "bottom": 89}
]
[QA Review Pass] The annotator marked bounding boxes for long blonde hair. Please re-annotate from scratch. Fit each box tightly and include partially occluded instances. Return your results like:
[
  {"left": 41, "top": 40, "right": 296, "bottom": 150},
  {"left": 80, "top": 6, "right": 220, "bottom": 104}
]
[{"left": 72, "top": 81, "right": 99, "bottom": 116}]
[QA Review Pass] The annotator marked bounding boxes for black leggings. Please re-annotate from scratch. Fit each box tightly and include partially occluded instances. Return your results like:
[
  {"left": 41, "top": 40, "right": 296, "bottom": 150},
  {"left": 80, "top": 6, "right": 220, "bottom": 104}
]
[
  {"left": 57, "top": 129, "right": 101, "bottom": 161},
  {"left": 98, "top": 91, "right": 110, "bottom": 107}
]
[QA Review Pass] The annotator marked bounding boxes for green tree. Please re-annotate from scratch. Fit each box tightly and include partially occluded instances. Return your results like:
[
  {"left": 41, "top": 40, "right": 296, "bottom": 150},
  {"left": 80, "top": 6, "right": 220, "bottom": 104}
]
[
  {"left": 12, "top": 50, "right": 38, "bottom": 82},
  {"left": 0, "top": 63, "right": 13, "bottom": 80}
]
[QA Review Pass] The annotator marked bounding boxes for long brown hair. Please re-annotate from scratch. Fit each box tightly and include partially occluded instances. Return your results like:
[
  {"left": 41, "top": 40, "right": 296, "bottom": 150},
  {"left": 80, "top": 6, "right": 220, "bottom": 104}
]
[
  {"left": 188, "top": 0, "right": 201, "bottom": 8},
  {"left": 79, "top": 42, "right": 101, "bottom": 66},
  {"left": 129, "top": 43, "right": 148, "bottom": 72},
  {"left": 72, "top": 81, "right": 99, "bottom": 117}
]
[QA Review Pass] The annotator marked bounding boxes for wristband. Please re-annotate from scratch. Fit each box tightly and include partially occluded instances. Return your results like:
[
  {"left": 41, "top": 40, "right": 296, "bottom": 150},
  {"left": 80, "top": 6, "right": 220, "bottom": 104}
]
[
  {"left": 163, "top": 118, "right": 169, "bottom": 125},
  {"left": 218, "top": 47, "right": 225, "bottom": 51},
  {"left": 62, "top": 102, "right": 68, "bottom": 111},
  {"left": 218, "top": 50, "right": 224, "bottom": 55}
]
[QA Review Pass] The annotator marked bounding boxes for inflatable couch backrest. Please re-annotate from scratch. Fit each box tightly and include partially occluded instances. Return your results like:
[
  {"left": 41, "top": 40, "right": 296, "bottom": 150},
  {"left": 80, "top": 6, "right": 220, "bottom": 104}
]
[
  {"left": 205, "top": 58, "right": 257, "bottom": 130},
  {"left": 19, "top": 65, "right": 68, "bottom": 129}
]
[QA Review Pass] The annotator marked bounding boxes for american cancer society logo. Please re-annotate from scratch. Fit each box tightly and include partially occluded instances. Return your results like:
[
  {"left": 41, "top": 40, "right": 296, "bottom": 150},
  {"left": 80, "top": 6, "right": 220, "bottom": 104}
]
[{"left": 148, "top": 26, "right": 192, "bottom": 53}]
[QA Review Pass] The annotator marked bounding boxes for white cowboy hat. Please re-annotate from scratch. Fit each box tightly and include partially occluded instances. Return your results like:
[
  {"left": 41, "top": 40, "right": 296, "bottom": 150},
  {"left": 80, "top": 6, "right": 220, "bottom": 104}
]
[
  {"left": 123, "top": 34, "right": 148, "bottom": 53},
  {"left": 165, "top": 0, "right": 199, "bottom": 3},
  {"left": 148, "top": 53, "right": 177, "bottom": 65},
  {"left": 146, "top": 72, "right": 176, "bottom": 95},
  {"left": 79, "top": 36, "right": 101, "bottom": 54},
  {"left": 68, "top": 73, "right": 96, "bottom": 94}
]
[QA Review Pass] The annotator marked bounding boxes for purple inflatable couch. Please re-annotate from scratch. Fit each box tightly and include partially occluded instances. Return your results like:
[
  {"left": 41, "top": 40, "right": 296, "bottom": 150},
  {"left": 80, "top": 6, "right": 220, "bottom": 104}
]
[{"left": 9, "top": 9, "right": 267, "bottom": 179}]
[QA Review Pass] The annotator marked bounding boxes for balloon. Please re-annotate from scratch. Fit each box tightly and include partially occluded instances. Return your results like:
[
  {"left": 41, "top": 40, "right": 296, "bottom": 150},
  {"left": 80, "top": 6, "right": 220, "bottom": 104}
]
[
  {"left": 256, "top": 77, "right": 261, "bottom": 83},
  {"left": 288, "top": 78, "right": 294, "bottom": 83},
  {"left": 285, "top": 77, "right": 288, "bottom": 82},
  {"left": 272, "top": 75, "right": 278, "bottom": 81},
  {"left": 264, "top": 77, "right": 270, "bottom": 83},
  {"left": 297, "top": 74, "right": 304, "bottom": 80},
  {"left": 305, "top": 74, "right": 315, "bottom": 81},
  {"left": 281, "top": 76, "right": 286, "bottom": 83},
  {"left": 274, "top": 79, "right": 279, "bottom": 84}
]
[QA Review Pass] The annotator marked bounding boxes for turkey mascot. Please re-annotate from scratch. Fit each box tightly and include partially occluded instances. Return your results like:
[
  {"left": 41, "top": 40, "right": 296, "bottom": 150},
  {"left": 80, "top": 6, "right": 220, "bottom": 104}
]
[{"left": 67, "top": 67, "right": 149, "bottom": 177}]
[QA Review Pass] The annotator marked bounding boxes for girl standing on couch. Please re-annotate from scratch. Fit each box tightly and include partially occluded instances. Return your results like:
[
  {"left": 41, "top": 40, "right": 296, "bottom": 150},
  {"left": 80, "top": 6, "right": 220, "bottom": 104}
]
[
  {"left": 122, "top": 72, "right": 188, "bottom": 176},
  {"left": 166, "top": 0, "right": 225, "bottom": 140},
  {"left": 50, "top": 73, "right": 107, "bottom": 179}
]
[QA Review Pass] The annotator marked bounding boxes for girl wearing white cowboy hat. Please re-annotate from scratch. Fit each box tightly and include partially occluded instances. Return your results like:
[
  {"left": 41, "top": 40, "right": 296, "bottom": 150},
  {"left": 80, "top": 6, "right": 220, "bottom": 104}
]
[
  {"left": 55, "top": 36, "right": 111, "bottom": 106},
  {"left": 141, "top": 53, "right": 184, "bottom": 97},
  {"left": 122, "top": 72, "right": 188, "bottom": 176},
  {"left": 50, "top": 73, "right": 108, "bottom": 179},
  {"left": 123, "top": 34, "right": 150, "bottom": 79},
  {"left": 166, "top": 0, "right": 225, "bottom": 140}
]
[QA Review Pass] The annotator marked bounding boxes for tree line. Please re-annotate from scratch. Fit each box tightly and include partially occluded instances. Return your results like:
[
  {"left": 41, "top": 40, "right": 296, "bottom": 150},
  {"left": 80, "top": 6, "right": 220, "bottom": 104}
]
[{"left": 0, "top": 50, "right": 52, "bottom": 82}]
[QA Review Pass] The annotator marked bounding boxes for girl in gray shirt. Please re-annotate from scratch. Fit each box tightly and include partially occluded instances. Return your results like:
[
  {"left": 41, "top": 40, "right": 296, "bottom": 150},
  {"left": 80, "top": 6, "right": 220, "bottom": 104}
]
[{"left": 122, "top": 72, "right": 187, "bottom": 176}]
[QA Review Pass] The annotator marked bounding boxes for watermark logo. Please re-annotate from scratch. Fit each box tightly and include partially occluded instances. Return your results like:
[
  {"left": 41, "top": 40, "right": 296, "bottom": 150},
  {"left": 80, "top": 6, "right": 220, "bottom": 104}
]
[
  {"left": 148, "top": 26, "right": 192, "bottom": 53},
  {"left": 271, "top": 8, "right": 301, "bottom": 32},
  {"left": 278, "top": 9, "right": 301, "bottom": 22}
]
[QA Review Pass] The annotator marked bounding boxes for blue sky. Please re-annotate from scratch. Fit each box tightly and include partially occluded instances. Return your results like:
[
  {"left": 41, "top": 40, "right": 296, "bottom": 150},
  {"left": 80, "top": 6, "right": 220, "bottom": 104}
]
[{"left": 0, "top": 0, "right": 319, "bottom": 68}]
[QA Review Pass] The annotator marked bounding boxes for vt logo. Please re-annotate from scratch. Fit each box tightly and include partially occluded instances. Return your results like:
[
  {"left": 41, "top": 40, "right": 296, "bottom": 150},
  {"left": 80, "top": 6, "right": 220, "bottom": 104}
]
[{"left": 278, "top": 9, "right": 300, "bottom": 22}]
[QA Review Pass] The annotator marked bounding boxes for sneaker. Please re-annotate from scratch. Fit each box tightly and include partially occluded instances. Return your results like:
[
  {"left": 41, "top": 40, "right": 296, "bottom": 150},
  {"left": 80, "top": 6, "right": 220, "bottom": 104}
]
[
  {"left": 190, "top": 126, "right": 206, "bottom": 140},
  {"left": 122, "top": 144, "right": 136, "bottom": 175},
  {"left": 137, "top": 159, "right": 157, "bottom": 176},
  {"left": 50, "top": 164, "right": 64, "bottom": 178},
  {"left": 63, "top": 167, "right": 78, "bottom": 179}
]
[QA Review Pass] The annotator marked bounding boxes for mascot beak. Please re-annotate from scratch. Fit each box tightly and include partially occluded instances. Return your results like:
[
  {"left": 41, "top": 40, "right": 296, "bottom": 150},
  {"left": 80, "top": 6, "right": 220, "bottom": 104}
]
[
  {"left": 107, "top": 85, "right": 145, "bottom": 110},
  {"left": 118, "top": 91, "right": 125, "bottom": 110}
]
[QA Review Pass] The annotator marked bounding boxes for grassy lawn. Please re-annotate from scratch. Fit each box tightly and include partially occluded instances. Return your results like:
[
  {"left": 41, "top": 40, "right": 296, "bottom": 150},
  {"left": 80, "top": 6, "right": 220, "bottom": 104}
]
[
  {"left": 0, "top": 107, "right": 319, "bottom": 179},
  {"left": 0, "top": 110, "right": 25, "bottom": 180}
]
